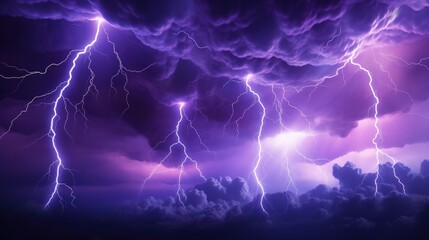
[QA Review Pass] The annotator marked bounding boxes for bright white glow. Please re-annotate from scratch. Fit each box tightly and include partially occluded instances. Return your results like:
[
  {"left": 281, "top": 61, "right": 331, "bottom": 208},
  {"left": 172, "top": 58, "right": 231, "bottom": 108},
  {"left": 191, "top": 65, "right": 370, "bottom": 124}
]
[
  {"left": 92, "top": 16, "right": 105, "bottom": 23},
  {"left": 270, "top": 131, "right": 308, "bottom": 148}
]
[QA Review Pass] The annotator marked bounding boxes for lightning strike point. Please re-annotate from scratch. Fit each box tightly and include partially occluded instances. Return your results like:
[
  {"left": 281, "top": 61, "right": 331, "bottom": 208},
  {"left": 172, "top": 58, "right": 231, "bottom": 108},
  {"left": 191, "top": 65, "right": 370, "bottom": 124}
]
[{"left": 92, "top": 16, "right": 105, "bottom": 23}]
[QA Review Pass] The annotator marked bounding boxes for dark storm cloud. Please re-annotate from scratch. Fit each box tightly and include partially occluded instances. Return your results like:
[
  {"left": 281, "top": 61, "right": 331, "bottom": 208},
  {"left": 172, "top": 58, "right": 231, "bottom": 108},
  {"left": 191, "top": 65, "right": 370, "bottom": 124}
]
[
  {"left": 0, "top": 0, "right": 97, "bottom": 21},
  {"left": 2, "top": 0, "right": 429, "bottom": 83},
  {"left": 3, "top": 161, "right": 429, "bottom": 240},
  {"left": 129, "top": 160, "right": 429, "bottom": 223},
  {"left": 420, "top": 159, "right": 429, "bottom": 176},
  {"left": 126, "top": 160, "right": 429, "bottom": 239},
  {"left": 194, "top": 176, "right": 250, "bottom": 202},
  {"left": 1, "top": 0, "right": 429, "bottom": 144},
  {"left": 93, "top": 0, "right": 429, "bottom": 84},
  {"left": 333, "top": 159, "right": 429, "bottom": 196}
]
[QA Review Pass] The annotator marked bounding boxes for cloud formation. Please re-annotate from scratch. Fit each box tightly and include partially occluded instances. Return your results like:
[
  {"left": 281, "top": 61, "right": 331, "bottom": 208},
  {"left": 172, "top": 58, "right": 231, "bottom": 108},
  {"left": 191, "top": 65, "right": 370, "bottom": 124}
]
[
  {"left": 3, "top": 160, "right": 429, "bottom": 239},
  {"left": 1, "top": 4, "right": 429, "bottom": 235},
  {"left": 2, "top": 0, "right": 429, "bottom": 83}
]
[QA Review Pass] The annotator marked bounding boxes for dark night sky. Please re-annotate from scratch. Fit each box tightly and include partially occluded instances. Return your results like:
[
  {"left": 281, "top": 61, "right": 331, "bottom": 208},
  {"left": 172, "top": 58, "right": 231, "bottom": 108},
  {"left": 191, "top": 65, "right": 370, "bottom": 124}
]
[{"left": 1, "top": 0, "right": 429, "bottom": 239}]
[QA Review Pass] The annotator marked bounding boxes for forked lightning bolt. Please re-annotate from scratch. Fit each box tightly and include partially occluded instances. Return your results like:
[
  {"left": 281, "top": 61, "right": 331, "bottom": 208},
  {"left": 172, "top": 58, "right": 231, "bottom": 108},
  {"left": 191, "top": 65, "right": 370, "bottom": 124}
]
[
  {"left": 0, "top": 6, "right": 417, "bottom": 212},
  {"left": 0, "top": 17, "right": 164, "bottom": 208},
  {"left": 45, "top": 19, "right": 103, "bottom": 208},
  {"left": 244, "top": 74, "right": 268, "bottom": 214},
  {"left": 143, "top": 102, "right": 206, "bottom": 207},
  {"left": 301, "top": 8, "right": 407, "bottom": 195},
  {"left": 351, "top": 59, "right": 406, "bottom": 195},
  {"left": 0, "top": 19, "right": 102, "bottom": 209}
]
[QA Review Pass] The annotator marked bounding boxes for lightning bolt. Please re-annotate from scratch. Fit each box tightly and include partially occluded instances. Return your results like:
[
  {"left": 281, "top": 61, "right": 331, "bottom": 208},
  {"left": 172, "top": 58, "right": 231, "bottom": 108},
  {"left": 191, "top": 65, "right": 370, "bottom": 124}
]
[
  {"left": 102, "top": 26, "right": 162, "bottom": 118},
  {"left": 295, "top": 8, "right": 407, "bottom": 195},
  {"left": 0, "top": 5, "right": 416, "bottom": 211},
  {"left": 351, "top": 59, "right": 406, "bottom": 195},
  {"left": 0, "top": 16, "right": 184, "bottom": 209},
  {"left": 244, "top": 74, "right": 268, "bottom": 214},
  {"left": 222, "top": 74, "right": 269, "bottom": 213},
  {"left": 346, "top": 9, "right": 406, "bottom": 195},
  {"left": 44, "top": 19, "right": 103, "bottom": 208},
  {"left": 143, "top": 102, "right": 206, "bottom": 207},
  {"left": 224, "top": 73, "right": 327, "bottom": 213},
  {"left": 0, "top": 17, "right": 143, "bottom": 208}
]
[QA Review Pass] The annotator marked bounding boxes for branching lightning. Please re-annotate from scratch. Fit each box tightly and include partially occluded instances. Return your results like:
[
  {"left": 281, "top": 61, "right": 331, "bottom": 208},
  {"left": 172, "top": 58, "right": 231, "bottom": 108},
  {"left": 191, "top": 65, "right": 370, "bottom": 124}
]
[
  {"left": 351, "top": 59, "right": 406, "bottom": 195},
  {"left": 142, "top": 102, "right": 207, "bottom": 207},
  {"left": 44, "top": 19, "right": 102, "bottom": 208},
  {"left": 0, "top": 19, "right": 102, "bottom": 209},
  {"left": 239, "top": 8, "right": 408, "bottom": 198},
  {"left": 244, "top": 74, "right": 268, "bottom": 214},
  {"left": 0, "top": 17, "right": 161, "bottom": 209},
  {"left": 0, "top": 5, "right": 421, "bottom": 213},
  {"left": 222, "top": 74, "right": 268, "bottom": 213},
  {"left": 299, "top": 8, "right": 407, "bottom": 195},
  {"left": 224, "top": 72, "right": 330, "bottom": 213}
]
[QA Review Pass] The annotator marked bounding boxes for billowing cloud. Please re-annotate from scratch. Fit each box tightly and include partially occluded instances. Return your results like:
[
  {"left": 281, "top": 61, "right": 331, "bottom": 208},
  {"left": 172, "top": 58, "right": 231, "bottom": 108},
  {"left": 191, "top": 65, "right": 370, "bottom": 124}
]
[
  {"left": 4, "top": 161, "right": 429, "bottom": 239},
  {"left": 2, "top": 0, "right": 429, "bottom": 83},
  {"left": 1, "top": 0, "right": 429, "bottom": 146}
]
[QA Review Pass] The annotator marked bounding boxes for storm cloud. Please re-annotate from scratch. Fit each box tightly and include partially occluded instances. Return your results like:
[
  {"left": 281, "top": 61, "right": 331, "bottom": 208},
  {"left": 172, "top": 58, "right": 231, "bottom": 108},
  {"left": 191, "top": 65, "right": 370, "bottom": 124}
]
[{"left": 1, "top": 2, "right": 429, "bottom": 239}]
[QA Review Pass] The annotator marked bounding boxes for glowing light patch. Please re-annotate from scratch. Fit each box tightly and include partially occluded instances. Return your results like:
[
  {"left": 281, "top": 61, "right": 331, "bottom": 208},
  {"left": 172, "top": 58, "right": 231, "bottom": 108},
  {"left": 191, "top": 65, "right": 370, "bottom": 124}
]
[{"left": 269, "top": 131, "right": 308, "bottom": 149}]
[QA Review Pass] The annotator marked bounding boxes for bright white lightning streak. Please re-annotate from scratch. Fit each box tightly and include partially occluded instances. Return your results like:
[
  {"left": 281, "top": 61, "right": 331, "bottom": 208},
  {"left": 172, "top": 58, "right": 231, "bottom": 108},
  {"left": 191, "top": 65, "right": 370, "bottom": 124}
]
[
  {"left": 347, "top": 10, "right": 406, "bottom": 195},
  {"left": 1, "top": 18, "right": 162, "bottom": 208},
  {"left": 244, "top": 74, "right": 268, "bottom": 214},
  {"left": 143, "top": 102, "right": 206, "bottom": 207},
  {"left": 293, "top": 8, "right": 406, "bottom": 195},
  {"left": 44, "top": 19, "right": 102, "bottom": 208},
  {"left": 350, "top": 59, "right": 406, "bottom": 195},
  {"left": 0, "top": 50, "right": 79, "bottom": 97},
  {"left": 0, "top": 56, "right": 89, "bottom": 146}
]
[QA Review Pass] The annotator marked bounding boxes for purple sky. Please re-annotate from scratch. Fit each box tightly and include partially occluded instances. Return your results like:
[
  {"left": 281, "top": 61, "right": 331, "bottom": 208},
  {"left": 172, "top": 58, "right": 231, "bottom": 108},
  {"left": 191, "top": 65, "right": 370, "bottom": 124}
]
[{"left": 1, "top": 0, "right": 429, "bottom": 210}]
